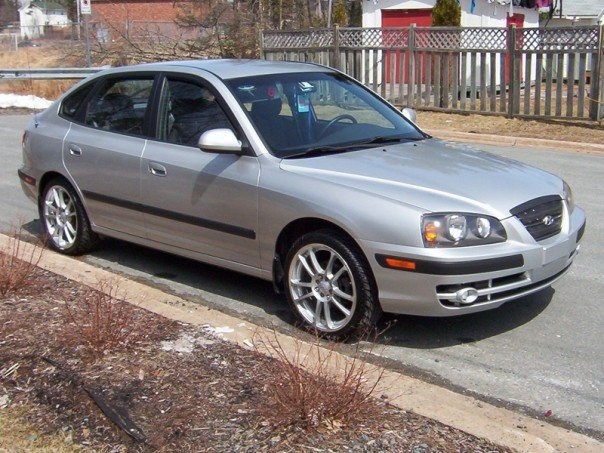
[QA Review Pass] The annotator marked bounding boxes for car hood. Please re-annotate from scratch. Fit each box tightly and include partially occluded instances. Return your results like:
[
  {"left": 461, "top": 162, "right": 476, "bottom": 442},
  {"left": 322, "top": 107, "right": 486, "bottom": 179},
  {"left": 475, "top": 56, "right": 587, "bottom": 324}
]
[{"left": 279, "top": 139, "right": 562, "bottom": 218}]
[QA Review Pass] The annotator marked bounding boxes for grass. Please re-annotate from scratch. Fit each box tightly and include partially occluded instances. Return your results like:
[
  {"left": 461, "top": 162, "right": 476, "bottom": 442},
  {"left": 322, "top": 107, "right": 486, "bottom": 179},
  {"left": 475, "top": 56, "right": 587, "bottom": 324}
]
[
  {"left": 0, "top": 45, "right": 82, "bottom": 100},
  {"left": 0, "top": 405, "right": 79, "bottom": 452}
]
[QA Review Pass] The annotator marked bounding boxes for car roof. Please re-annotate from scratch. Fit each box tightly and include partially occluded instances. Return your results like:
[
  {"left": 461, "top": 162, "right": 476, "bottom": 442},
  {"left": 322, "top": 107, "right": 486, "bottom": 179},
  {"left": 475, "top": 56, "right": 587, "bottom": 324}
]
[{"left": 132, "top": 59, "right": 333, "bottom": 80}]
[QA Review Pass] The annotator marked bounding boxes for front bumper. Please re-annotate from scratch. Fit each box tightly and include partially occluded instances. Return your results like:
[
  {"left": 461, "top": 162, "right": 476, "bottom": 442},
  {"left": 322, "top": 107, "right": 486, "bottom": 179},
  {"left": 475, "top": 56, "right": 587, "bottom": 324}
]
[{"left": 363, "top": 206, "right": 586, "bottom": 317}]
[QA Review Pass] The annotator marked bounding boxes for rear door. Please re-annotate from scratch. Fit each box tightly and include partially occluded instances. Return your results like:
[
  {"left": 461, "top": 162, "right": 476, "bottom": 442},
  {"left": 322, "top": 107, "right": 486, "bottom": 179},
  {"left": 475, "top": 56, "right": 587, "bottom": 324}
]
[{"left": 63, "top": 76, "right": 155, "bottom": 238}]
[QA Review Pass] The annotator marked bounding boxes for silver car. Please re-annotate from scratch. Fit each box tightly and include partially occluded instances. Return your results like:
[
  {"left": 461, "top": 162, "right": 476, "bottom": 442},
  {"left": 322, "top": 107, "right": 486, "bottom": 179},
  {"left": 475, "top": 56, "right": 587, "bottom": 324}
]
[{"left": 18, "top": 59, "right": 586, "bottom": 338}]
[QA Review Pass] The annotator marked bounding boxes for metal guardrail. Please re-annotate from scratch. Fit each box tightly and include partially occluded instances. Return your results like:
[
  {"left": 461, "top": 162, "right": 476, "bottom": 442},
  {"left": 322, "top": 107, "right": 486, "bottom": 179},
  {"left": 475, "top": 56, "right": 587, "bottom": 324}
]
[{"left": 0, "top": 67, "right": 105, "bottom": 80}]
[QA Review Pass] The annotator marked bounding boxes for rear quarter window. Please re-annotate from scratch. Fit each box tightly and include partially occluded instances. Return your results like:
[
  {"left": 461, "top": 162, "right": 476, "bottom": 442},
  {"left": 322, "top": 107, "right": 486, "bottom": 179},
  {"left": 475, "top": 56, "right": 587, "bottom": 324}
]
[{"left": 60, "top": 83, "right": 96, "bottom": 120}]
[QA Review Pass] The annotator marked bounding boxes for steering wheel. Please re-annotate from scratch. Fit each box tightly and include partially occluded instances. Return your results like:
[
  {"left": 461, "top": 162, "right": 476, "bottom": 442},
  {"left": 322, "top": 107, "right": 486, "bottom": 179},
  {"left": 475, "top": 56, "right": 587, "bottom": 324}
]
[{"left": 319, "top": 114, "right": 358, "bottom": 138}]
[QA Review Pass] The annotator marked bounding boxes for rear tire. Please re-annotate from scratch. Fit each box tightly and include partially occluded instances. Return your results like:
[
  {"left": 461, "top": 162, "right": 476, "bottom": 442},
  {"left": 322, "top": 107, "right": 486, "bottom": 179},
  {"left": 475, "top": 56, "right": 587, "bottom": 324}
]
[
  {"left": 39, "top": 178, "right": 99, "bottom": 255},
  {"left": 284, "top": 230, "right": 381, "bottom": 340}
]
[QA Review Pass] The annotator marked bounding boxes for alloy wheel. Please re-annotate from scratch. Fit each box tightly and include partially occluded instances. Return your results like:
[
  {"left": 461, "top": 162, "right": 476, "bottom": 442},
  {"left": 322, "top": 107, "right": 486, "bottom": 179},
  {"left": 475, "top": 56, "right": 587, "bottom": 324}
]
[
  {"left": 288, "top": 243, "right": 357, "bottom": 332},
  {"left": 43, "top": 185, "right": 78, "bottom": 250}
]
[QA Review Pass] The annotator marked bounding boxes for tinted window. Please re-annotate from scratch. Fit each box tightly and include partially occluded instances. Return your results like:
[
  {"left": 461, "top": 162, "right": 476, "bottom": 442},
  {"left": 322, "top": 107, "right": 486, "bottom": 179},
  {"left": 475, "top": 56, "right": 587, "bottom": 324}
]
[
  {"left": 84, "top": 78, "right": 154, "bottom": 136},
  {"left": 60, "top": 83, "right": 95, "bottom": 119},
  {"left": 157, "top": 77, "right": 232, "bottom": 146}
]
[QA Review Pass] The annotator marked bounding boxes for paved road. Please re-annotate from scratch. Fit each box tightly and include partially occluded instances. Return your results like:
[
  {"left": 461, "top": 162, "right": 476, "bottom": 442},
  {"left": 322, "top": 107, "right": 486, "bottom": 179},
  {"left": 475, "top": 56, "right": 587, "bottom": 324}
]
[{"left": 2, "top": 113, "right": 602, "bottom": 438}]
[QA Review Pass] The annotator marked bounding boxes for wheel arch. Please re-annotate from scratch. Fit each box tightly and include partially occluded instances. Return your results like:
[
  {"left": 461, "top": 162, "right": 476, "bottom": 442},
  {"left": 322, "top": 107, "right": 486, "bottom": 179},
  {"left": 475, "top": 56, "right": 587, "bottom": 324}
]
[
  {"left": 272, "top": 217, "right": 376, "bottom": 294},
  {"left": 38, "top": 171, "right": 71, "bottom": 198}
]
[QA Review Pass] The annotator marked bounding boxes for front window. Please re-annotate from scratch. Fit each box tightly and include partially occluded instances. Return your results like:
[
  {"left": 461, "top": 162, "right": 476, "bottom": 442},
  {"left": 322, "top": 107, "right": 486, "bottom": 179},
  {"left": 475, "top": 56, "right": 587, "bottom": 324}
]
[
  {"left": 226, "top": 72, "right": 424, "bottom": 158},
  {"left": 156, "top": 77, "right": 233, "bottom": 146}
]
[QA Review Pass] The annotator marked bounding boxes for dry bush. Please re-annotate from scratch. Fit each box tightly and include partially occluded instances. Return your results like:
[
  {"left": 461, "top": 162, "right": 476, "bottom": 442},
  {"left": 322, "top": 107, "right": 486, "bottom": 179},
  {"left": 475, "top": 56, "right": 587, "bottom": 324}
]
[
  {"left": 0, "top": 230, "right": 43, "bottom": 297},
  {"left": 62, "top": 279, "right": 137, "bottom": 356},
  {"left": 0, "top": 79, "right": 76, "bottom": 100},
  {"left": 256, "top": 331, "right": 385, "bottom": 431}
]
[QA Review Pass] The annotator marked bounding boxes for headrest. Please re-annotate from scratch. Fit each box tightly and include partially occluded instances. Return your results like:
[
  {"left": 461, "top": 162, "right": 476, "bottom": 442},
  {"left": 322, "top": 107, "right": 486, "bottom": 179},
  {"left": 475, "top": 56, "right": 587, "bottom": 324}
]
[{"left": 251, "top": 98, "right": 282, "bottom": 118}]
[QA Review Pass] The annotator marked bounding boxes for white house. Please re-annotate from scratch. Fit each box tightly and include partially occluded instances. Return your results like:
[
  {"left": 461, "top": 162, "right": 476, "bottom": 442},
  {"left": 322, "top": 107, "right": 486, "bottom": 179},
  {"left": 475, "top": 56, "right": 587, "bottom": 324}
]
[
  {"left": 544, "top": 0, "right": 604, "bottom": 27},
  {"left": 19, "top": 0, "right": 70, "bottom": 39},
  {"left": 360, "top": 1, "right": 542, "bottom": 91},
  {"left": 363, "top": 0, "right": 540, "bottom": 29}
]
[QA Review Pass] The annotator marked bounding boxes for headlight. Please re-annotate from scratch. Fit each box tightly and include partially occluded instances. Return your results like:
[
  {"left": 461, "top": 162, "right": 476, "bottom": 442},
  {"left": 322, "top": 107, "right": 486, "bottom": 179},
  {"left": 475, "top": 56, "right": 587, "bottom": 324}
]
[
  {"left": 422, "top": 213, "right": 507, "bottom": 247},
  {"left": 563, "top": 180, "right": 574, "bottom": 213}
]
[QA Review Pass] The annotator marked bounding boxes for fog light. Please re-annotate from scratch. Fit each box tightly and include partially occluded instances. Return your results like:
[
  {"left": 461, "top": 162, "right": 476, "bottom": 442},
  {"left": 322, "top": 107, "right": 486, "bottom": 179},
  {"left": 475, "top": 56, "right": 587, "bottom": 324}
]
[{"left": 455, "top": 287, "right": 479, "bottom": 304}]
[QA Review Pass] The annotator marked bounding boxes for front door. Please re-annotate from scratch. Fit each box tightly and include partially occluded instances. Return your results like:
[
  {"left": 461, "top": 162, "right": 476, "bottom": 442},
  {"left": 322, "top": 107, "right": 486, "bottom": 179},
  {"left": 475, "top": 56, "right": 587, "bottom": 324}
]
[{"left": 140, "top": 76, "right": 261, "bottom": 268}]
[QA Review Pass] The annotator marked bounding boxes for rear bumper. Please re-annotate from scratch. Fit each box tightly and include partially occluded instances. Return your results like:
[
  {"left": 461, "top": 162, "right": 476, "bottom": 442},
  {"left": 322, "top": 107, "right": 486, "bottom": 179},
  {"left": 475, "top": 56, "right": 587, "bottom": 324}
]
[{"left": 18, "top": 168, "right": 38, "bottom": 204}]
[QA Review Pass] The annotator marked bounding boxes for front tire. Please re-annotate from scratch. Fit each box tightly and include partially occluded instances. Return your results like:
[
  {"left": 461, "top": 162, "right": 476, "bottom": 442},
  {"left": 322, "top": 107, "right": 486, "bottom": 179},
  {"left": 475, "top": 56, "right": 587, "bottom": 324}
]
[
  {"left": 284, "top": 230, "right": 381, "bottom": 339},
  {"left": 39, "top": 178, "right": 99, "bottom": 255}
]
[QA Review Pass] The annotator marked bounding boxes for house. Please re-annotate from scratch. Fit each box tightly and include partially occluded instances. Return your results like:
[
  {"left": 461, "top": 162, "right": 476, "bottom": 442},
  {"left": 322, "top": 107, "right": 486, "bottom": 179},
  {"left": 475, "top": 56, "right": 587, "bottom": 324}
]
[
  {"left": 361, "top": 1, "right": 542, "bottom": 90},
  {"left": 86, "top": 0, "right": 182, "bottom": 43},
  {"left": 363, "top": 0, "right": 540, "bottom": 30},
  {"left": 544, "top": 0, "right": 604, "bottom": 26},
  {"left": 18, "top": 0, "right": 70, "bottom": 39}
]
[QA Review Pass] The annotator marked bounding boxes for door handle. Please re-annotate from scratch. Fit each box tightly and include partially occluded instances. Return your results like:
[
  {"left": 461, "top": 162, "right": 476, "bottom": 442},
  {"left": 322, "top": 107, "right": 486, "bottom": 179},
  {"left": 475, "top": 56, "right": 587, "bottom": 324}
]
[
  {"left": 68, "top": 144, "right": 82, "bottom": 156},
  {"left": 148, "top": 162, "right": 167, "bottom": 177}
]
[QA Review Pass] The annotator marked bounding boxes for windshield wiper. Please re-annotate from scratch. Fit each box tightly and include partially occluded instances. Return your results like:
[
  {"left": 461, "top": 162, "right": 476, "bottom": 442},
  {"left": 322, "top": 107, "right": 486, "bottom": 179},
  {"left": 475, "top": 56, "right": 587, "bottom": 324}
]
[
  {"left": 285, "top": 144, "right": 355, "bottom": 159},
  {"left": 283, "top": 135, "right": 423, "bottom": 159},
  {"left": 361, "top": 134, "right": 423, "bottom": 145}
]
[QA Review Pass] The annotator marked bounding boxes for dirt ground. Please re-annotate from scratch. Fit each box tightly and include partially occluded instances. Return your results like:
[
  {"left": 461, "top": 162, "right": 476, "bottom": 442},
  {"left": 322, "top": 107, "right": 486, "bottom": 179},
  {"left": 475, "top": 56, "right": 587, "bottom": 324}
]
[
  {"left": 0, "top": 263, "right": 513, "bottom": 452},
  {"left": 417, "top": 111, "right": 604, "bottom": 145}
]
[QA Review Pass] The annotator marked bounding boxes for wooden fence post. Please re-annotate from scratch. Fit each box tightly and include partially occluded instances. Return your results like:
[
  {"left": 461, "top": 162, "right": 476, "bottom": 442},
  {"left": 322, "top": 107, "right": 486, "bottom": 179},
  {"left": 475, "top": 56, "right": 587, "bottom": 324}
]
[
  {"left": 590, "top": 24, "right": 603, "bottom": 121},
  {"left": 258, "top": 29, "right": 265, "bottom": 60},
  {"left": 332, "top": 25, "right": 341, "bottom": 70},
  {"left": 407, "top": 24, "right": 416, "bottom": 107},
  {"left": 507, "top": 24, "right": 519, "bottom": 118}
]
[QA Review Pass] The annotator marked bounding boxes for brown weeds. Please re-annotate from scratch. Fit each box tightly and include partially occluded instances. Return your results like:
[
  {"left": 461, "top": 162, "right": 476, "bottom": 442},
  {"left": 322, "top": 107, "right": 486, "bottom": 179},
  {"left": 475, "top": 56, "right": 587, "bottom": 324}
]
[
  {"left": 62, "top": 279, "right": 137, "bottom": 356},
  {"left": 256, "top": 331, "right": 385, "bottom": 431},
  {"left": 0, "top": 79, "right": 76, "bottom": 100},
  {"left": 0, "top": 230, "right": 43, "bottom": 297}
]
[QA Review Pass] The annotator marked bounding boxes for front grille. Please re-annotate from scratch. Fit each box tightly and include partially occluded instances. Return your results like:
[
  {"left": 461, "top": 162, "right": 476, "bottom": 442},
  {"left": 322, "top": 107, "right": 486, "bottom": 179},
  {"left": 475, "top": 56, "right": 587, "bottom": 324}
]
[{"left": 511, "top": 196, "right": 563, "bottom": 241}]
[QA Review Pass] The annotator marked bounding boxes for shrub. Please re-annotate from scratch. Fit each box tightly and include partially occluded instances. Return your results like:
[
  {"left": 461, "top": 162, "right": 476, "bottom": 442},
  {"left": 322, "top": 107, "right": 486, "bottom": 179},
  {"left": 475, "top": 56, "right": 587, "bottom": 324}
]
[
  {"left": 432, "top": 0, "right": 461, "bottom": 27},
  {"left": 62, "top": 279, "right": 136, "bottom": 356},
  {"left": 256, "top": 331, "right": 385, "bottom": 430},
  {"left": 0, "top": 229, "right": 43, "bottom": 297}
]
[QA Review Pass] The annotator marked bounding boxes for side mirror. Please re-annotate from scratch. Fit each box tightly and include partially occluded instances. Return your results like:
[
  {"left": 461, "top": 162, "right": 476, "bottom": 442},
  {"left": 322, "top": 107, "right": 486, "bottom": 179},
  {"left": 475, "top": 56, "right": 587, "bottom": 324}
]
[
  {"left": 198, "top": 128, "right": 243, "bottom": 154},
  {"left": 401, "top": 107, "right": 417, "bottom": 124}
]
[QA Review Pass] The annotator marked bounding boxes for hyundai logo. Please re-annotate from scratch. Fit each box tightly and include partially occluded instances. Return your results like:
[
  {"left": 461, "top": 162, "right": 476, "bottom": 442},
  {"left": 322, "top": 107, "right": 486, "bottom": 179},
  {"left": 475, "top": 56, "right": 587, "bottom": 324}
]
[{"left": 542, "top": 215, "right": 555, "bottom": 226}]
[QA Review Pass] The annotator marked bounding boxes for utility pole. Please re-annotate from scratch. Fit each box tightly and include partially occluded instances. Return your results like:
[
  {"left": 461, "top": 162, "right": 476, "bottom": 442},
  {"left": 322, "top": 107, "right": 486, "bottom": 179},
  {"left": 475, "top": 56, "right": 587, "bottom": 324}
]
[
  {"left": 80, "top": 0, "right": 92, "bottom": 67},
  {"left": 76, "top": 0, "right": 81, "bottom": 40}
]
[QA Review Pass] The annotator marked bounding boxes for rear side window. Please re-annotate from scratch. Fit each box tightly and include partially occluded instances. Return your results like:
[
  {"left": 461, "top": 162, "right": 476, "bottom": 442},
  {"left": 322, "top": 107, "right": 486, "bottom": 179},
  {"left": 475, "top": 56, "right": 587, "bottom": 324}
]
[
  {"left": 84, "top": 78, "right": 154, "bottom": 136},
  {"left": 60, "top": 83, "right": 95, "bottom": 119}
]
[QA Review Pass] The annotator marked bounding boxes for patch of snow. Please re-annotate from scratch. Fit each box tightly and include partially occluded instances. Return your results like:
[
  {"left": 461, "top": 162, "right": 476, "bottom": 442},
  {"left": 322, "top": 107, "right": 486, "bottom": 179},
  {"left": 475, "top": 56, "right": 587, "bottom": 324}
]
[
  {"left": 0, "top": 93, "right": 52, "bottom": 110},
  {"left": 161, "top": 333, "right": 215, "bottom": 353},
  {"left": 213, "top": 326, "right": 235, "bottom": 334}
]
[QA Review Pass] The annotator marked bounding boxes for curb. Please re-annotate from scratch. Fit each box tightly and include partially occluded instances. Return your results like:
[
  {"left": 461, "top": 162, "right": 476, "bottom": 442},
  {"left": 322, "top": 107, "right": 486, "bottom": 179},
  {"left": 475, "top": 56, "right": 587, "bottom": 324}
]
[
  {"left": 424, "top": 129, "right": 604, "bottom": 154},
  {"left": 2, "top": 234, "right": 602, "bottom": 453}
]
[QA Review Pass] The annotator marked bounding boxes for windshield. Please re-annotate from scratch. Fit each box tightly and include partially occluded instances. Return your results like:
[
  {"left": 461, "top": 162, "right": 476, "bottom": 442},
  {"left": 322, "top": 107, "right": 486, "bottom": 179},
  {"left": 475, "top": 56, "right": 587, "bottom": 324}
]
[{"left": 226, "top": 72, "right": 425, "bottom": 158}]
